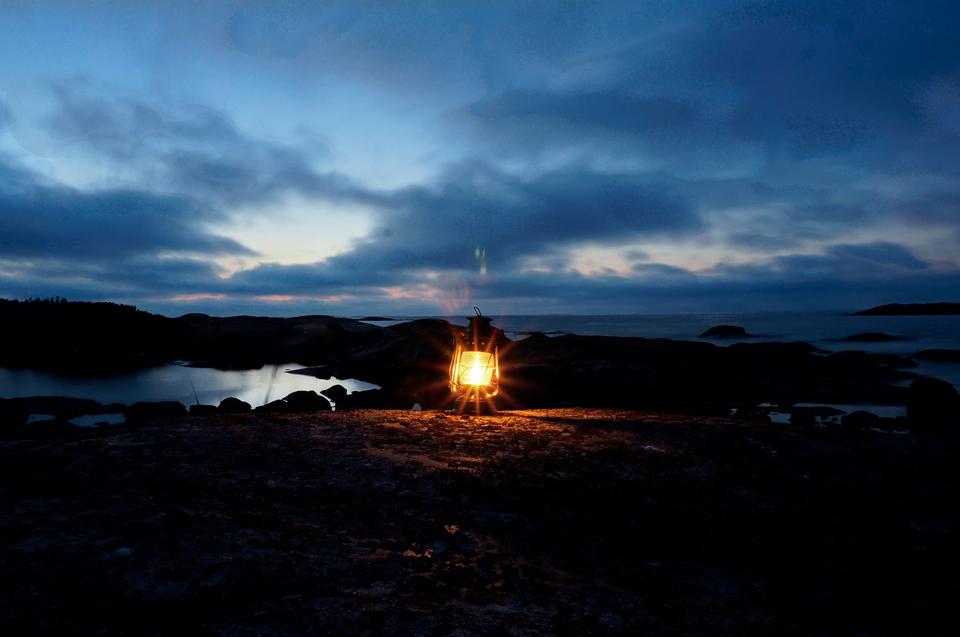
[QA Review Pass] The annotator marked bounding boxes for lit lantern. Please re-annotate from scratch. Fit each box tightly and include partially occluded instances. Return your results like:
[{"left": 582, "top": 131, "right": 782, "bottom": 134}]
[{"left": 450, "top": 307, "right": 501, "bottom": 411}]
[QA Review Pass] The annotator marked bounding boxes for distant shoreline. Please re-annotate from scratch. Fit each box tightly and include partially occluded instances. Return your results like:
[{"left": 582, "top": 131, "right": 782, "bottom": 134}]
[{"left": 852, "top": 302, "right": 960, "bottom": 316}]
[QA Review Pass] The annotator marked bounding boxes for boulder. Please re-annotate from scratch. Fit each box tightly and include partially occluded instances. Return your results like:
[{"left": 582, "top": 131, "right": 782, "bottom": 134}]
[
  {"left": 907, "top": 378, "right": 960, "bottom": 429},
  {"left": 125, "top": 401, "right": 187, "bottom": 421},
  {"left": 189, "top": 404, "right": 218, "bottom": 416},
  {"left": 217, "top": 397, "right": 251, "bottom": 413},
  {"left": 699, "top": 325, "right": 750, "bottom": 339},
  {"left": 841, "top": 410, "right": 881, "bottom": 428},
  {"left": 320, "top": 384, "right": 349, "bottom": 406},
  {"left": 336, "top": 388, "right": 389, "bottom": 410},
  {"left": 255, "top": 399, "right": 291, "bottom": 413},
  {"left": 281, "top": 390, "right": 331, "bottom": 412}
]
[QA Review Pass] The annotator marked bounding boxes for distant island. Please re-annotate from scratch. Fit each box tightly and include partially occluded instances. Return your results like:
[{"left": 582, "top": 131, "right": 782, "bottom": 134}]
[{"left": 852, "top": 302, "right": 960, "bottom": 316}]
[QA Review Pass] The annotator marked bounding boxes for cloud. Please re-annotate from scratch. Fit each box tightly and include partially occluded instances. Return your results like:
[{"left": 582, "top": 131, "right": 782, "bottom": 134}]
[
  {"left": 42, "top": 86, "right": 374, "bottom": 209},
  {"left": 0, "top": 156, "right": 254, "bottom": 261}
]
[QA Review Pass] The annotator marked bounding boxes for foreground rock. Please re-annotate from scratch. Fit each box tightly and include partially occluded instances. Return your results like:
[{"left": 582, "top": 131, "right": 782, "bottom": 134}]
[
  {"left": 0, "top": 409, "right": 957, "bottom": 634},
  {"left": 908, "top": 378, "right": 960, "bottom": 429}
]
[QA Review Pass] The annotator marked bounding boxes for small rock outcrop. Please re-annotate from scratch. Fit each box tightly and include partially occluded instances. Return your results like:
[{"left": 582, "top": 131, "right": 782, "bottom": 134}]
[
  {"left": 699, "top": 325, "right": 750, "bottom": 339},
  {"left": 283, "top": 390, "right": 331, "bottom": 412},
  {"left": 907, "top": 378, "right": 960, "bottom": 429},
  {"left": 913, "top": 349, "right": 960, "bottom": 363},
  {"left": 217, "top": 397, "right": 251, "bottom": 413},
  {"left": 253, "top": 391, "right": 332, "bottom": 413},
  {"left": 842, "top": 410, "right": 881, "bottom": 428}
]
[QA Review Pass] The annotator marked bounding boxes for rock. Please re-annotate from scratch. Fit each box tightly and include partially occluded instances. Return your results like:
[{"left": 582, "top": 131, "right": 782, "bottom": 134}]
[
  {"left": 125, "top": 401, "right": 187, "bottom": 421},
  {"left": 320, "top": 384, "right": 348, "bottom": 406},
  {"left": 189, "top": 404, "right": 218, "bottom": 416},
  {"left": 254, "top": 399, "right": 291, "bottom": 413},
  {"left": 789, "top": 405, "right": 845, "bottom": 425},
  {"left": 217, "top": 397, "right": 251, "bottom": 413},
  {"left": 908, "top": 378, "right": 960, "bottom": 429},
  {"left": 336, "top": 388, "right": 389, "bottom": 410},
  {"left": 841, "top": 332, "right": 903, "bottom": 342},
  {"left": 7, "top": 396, "right": 104, "bottom": 420},
  {"left": 281, "top": 390, "right": 331, "bottom": 412},
  {"left": 699, "top": 325, "right": 750, "bottom": 339},
  {"left": 853, "top": 302, "right": 960, "bottom": 316},
  {"left": 912, "top": 349, "right": 960, "bottom": 363},
  {"left": 841, "top": 410, "right": 881, "bottom": 428},
  {"left": 0, "top": 399, "right": 29, "bottom": 428},
  {"left": 21, "top": 418, "right": 81, "bottom": 437}
]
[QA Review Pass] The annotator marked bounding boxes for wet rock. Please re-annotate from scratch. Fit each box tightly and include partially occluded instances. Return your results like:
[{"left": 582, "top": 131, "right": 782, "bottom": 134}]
[
  {"left": 321, "top": 384, "right": 349, "bottom": 406},
  {"left": 124, "top": 401, "right": 187, "bottom": 421},
  {"left": 217, "top": 397, "right": 251, "bottom": 413},
  {"left": 908, "top": 378, "right": 960, "bottom": 429},
  {"left": 699, "top": 325, "right": 750, "bottom": 339},
  {"left": 189, "top": 404, "right": 218, "bottom": 416}
]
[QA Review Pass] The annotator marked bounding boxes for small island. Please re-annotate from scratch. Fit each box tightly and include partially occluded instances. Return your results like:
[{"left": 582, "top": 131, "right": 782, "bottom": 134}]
[{"left": 852, "top": 302, "right": 960, "bottom": 316}]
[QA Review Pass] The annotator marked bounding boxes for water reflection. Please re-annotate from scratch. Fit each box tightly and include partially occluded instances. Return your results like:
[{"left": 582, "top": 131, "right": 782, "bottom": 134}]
[{"left": 0, "top": 363, "right": 379, "bottom": 408}]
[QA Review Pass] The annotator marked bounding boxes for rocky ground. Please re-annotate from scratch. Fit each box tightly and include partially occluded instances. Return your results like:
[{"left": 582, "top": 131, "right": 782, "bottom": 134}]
[{"left": 2, "top": 409, "right": 958, "bottom": 635}]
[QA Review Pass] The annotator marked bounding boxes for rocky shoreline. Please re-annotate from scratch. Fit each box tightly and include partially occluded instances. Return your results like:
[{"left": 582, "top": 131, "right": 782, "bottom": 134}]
[
  {"left": 2, "top": 300, "right": 959, "bottom": 429},
  {"left": 1, "top": 408, "right": 958, "bottom": 635}
]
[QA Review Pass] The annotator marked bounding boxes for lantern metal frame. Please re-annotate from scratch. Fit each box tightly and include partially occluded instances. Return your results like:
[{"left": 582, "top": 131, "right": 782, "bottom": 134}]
[{"left": 449, "top": 307, "right": 501, "bottom": 413}]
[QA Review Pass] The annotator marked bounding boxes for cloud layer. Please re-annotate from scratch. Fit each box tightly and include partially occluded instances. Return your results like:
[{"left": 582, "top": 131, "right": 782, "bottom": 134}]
[{"left": 1, "top": 1, "right": 959, "bottom": 315}]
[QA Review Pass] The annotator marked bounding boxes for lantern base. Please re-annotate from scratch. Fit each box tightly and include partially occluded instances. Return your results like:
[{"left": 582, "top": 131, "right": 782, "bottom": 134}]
[{"left": 453, "top": 390, "right": 499, "bottom": 416}]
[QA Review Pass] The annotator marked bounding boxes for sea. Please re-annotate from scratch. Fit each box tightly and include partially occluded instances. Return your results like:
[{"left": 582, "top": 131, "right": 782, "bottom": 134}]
[{"left": 1, "top": 312, "right": 958, "bottom": 423}]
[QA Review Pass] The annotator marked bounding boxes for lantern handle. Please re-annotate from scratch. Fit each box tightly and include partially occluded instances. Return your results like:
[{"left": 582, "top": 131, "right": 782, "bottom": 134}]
[{"left": 474, "top": 306, "right": 482, "bottom": 317}]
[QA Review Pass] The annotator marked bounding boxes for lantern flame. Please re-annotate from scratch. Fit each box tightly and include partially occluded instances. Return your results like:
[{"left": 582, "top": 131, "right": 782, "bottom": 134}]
[{"left": 458, "top": 351, "right": 496, "bottom": 387}]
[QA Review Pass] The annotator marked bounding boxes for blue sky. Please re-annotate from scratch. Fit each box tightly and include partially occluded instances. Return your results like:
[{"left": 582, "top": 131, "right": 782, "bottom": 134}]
[{"left": 1, "top": 0, "right": 959, "bottom": 316}]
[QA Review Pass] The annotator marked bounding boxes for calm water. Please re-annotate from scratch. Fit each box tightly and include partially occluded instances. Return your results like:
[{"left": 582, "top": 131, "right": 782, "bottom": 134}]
[{"left": 0, "top": 363, "right": 378, "bottom": 409}]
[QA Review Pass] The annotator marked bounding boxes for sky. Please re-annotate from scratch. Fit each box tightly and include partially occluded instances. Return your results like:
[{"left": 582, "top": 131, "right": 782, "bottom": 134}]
[{"left": 1, "top": 0, "right": 959, "bottom": 317}]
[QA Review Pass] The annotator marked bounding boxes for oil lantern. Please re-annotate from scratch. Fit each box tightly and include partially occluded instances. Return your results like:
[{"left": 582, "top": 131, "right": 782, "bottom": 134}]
[{"left": 449, "top": 307, "right": 501, "bottom": 410}]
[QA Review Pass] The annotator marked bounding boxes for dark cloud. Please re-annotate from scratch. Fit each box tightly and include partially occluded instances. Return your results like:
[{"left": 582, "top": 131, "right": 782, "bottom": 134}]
[{"left": 0, "top": 157, "right": 253, "bottom": 261}]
